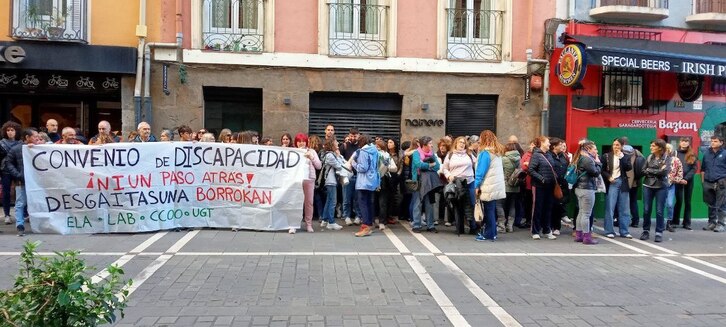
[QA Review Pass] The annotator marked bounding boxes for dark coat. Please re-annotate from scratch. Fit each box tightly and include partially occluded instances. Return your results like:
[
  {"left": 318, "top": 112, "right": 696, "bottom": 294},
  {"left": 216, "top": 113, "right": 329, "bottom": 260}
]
[
  {"left": 3, "top": 143, "right": 25, "bottom": 184},
  {"left": 642, "top": 154, "right": 671, "bottom": 189},
  {"left": 601, "top": 152, "right": 633, "bottom": 192},
  {"left": 676, "top": 149, "right": 697, "bottom": 182},
  {"left": 574, "top": 154, "right": 602, "bottom": 190},
  {"left": 528, "top": 148, "right": 556, "bottom": 187}
]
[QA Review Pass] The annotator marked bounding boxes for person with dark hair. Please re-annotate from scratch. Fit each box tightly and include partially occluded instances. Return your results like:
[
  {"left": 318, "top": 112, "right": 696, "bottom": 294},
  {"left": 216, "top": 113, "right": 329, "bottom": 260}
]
[
  {"left": 398, "top": 140, "right": 415, "bottom": 222},
  {"left": 548, "top": 137, "right": 569, "bottom": 236},
  {"left": 325, "top": 123, "right": 336, "bottom": 141},
  {"left": 352, "top": 134, "right": 380, "bottom": 237},
  {"left": 640, "top": 139, "right": 671, "bottom": 242},
  {"left": 177, "top": 125, "right": 194, "bottom": 141},
  {"left": 260, "top": 137, "right": 273, "bottom": 145},
  {"left": 341, "top": 128, "right": 361, "bottom": 225},
  {"left": 518, "top": 140, "right": 536, "bottom": 229},
  {"left": 527, "top": 136, "right": 557, "bottom": 240},
  {"left": 386, "top": 139, "right": 401, "bottom": 223},
  {"left": 702, "top": 135, "right": 726, "bottom": 232},
  {"left": 572, "top": 140, "right": 602, "bottom": 245},
  {"left": 602, "top": 137, "right": 633, "bottom": 239},
  {"left": 280, "top": 133, "right": 293, "bottom": 147},
  {"left": 4, "top": 128, "right": 40, "bottom": 236},
  {"left": 320, "top": 138, "right": 345, "bottom": 230},
  {"left": 0, "top": 121, "right": 21, "bottom": 224},
  {"left": 622, "top": 140, "right": 646, "bottom": 228},
  {"left": 411, "top": 136, "right": 441, "bottom": 233},
  {"left": 435, "top": 138, "right": 452, "bottom": 227},
  {"left": 672, "top": 137, "right": 698, "bottom": 230}
]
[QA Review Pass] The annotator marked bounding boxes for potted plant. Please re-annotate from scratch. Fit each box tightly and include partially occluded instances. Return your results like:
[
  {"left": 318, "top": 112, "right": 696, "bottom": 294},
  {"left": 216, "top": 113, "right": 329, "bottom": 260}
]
[
  {"left": 46, "top": 6, "right": 71, "bottom": 40},
  {"left": 24, "top": 4, "right": 43, "bottom": 36}
]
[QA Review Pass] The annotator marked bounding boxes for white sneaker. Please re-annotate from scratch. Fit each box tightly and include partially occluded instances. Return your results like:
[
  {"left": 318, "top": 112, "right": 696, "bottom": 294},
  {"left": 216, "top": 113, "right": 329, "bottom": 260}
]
[
  {"left": 288, "top": 228, "right": 296, "bottom": 234},
  {"left": 434, "top": 220, "right": 439, "bottom": 225},
  {"left": 532, "top": 234, "right": 541, "bottom": 240},
  {"left": 552, "top": 230, "right": 561, "bottom": 236},
  {"left": 353, "top": 218, "right": 361, "bottom": 225},
  {"left": 326, "top": 223, "right": 343, "bottom": 230},
  {"left": 320, "top": 221, "right": 328, "bottom": 228},
  {"left": 345, "top": 217, "right": 353, "bottom": 226},
  {"left": 379, "top": 223, "right": 386, "bottom": 230},
  {"left": 545, "top": 233, "right": 557, "bottom": 240},
  {"left": 4, "top": 216, "right": 11, "bottom": 225},
  {"left": 606, "top": 233, "right": 615, "bottom": 238},
  {"left": 444, "top": 222, "right": 452, "bottom": 227},
  {"left": 561, "top": 216, "right": 572, "bottom": 224}
]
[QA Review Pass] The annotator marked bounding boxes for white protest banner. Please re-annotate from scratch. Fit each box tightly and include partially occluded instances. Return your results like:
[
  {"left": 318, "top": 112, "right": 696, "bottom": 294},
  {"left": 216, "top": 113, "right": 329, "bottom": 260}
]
[{"left": 23, "top": 143, "right": 307, "bottom": 235}]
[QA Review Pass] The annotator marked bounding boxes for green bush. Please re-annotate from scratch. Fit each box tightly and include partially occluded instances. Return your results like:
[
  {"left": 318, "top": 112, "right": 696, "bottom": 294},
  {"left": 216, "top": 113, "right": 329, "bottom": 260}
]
[{"left": 0, "top": 241, "right": 132, "bottom": 327}]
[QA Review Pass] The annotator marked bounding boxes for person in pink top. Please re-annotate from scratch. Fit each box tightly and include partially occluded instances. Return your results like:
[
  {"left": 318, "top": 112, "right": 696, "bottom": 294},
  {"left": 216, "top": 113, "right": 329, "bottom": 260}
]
[
  {"left": 294, "top": 133, "right": 322, "bottom": 233},
  {"left": 442, "top": 136, "right": 477, "bottom": 234}
]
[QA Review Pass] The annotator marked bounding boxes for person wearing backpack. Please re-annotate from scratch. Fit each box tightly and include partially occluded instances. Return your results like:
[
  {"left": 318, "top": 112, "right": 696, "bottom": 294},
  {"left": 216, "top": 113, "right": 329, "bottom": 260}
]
[
  {"left": 0, "top": 121, "right": 20, "bottom": 225},
  {"left": 319, "top": 138, "right": 345, "bottom": 231},
  {"left": 502, "top": 143, "right": 522, "bottom": 232},
  {"left": 572, "top": 140, "right": 602, "bottom": 245},
  {"left": 601, "top": 137, "right": 633, "bottom": 239},
  {"left": 375, "top": 139, "right": 397, "bottom": 230}
]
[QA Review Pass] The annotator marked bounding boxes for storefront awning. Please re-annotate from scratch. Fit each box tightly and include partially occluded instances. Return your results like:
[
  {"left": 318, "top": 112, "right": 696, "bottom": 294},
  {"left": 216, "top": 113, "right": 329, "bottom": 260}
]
[
  {"left": 0, "top": 41, "right": 136, "bottom": 74},
  {"left": 564, "top": 34, "right": 726, "bottom": 77}
]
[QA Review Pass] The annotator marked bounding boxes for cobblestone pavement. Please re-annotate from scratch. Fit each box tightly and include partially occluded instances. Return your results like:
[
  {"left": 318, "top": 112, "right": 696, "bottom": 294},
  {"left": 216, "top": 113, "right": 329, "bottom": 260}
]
[{"left": 1, "top": 219, "right": 725, "bottom": 327}]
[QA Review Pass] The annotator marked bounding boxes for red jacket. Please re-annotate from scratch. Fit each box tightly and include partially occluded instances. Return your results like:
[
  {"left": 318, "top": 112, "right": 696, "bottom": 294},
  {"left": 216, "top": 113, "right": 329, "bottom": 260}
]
[{"left": 521, "top": 150, "right": 532, "bottom": 190}]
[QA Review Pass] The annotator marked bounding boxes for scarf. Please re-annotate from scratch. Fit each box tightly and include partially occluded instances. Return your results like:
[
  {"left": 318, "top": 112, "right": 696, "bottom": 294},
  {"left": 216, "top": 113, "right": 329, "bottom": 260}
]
[{"left": 418, "top": 147, "right": 434, "bottom": 161}]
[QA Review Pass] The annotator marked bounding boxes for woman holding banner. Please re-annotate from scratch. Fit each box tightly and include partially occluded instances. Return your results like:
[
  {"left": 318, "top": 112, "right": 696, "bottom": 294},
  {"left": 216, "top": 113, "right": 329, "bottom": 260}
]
[{"left": 295, "top": 133, "right": 322, "bottom": 233}]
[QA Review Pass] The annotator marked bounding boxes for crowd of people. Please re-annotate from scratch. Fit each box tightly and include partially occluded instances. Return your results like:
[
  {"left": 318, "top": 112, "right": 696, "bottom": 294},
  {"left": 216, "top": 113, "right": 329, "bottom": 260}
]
[{"left": 0, "top": 118, "right": 725, "bottom": 240}]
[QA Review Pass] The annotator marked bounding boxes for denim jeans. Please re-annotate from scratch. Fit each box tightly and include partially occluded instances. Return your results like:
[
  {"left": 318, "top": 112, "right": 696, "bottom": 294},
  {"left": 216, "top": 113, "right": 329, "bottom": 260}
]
[
  {"left": 323, "top": 185, "right": 337, "bottom": 224},
  {"left": 412, "top": 191, "right": 435, "bottom": 229},
  {"left": 665, "top": 184, "right": 675, "bottom": 223},
  {"left": 480, "top": 200, "right": 497, "bottom": 239},
  {"left": 604, "top": 178, "right": 631, "bottom": 236},
  {"left": 1, "top": 174, "right": 12, "bottom": 216},
  {"left": 642, "top": 186, "right": 667, "bottom": 234},
  {"left": 342, "top": 175, "right": 360, "bottom": 219},
  {"left": 574, "top": 188, "right": 595, "bottom": 232},
  {"left": 356, "top": 190, "right": 375, "bottom": 226},
  {"left": 15, "top": 185, "right": 26, "bottom": 230}
]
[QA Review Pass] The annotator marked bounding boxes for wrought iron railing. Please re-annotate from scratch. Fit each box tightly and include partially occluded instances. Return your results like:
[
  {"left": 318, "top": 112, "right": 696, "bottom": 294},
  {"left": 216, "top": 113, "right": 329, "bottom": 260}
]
[
  {"left": 202, "top": 0, "right": 264, "bottom": 53},
  {"left": 695, "top": 0, "right": 726, "bottom": 13},
  {"left": 593, "top": 0, "right": 669, "bottom": 9},
  {"left": 446, "top": 8, "right": 504, "bottom": 61},
  {"left": 328, "top": 2, "right": 388, "bottom": 57},
  {"left": 11, "top": 0, "right": 88, "bottom": 42}
]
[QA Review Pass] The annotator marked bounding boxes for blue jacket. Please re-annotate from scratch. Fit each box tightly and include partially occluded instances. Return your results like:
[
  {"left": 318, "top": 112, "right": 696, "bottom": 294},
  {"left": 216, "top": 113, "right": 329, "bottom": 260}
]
[
  {"left": 702, "top": 147, "right": 726, "bottom": 183},
  {"left": 474, "top": 150, "right": 491, "bottom": 189},
  {"left": 353, "top": 144, "right": 380, "bottom": 191}
]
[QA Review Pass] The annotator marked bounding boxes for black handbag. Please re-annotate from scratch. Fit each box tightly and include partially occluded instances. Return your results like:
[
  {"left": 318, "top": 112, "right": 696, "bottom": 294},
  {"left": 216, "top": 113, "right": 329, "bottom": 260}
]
[{"left": 405, "top": 179, "right": 420, "bottom": 192}]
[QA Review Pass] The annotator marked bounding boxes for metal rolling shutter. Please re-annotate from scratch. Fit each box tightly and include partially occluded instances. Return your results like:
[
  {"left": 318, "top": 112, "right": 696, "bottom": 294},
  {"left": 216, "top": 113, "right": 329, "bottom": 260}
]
[
  {"left": 446, "top": 95, "right": 497, "bottom": 137},
  {"left": 309, "top": 92, "right": 402, "bottom": 141}
]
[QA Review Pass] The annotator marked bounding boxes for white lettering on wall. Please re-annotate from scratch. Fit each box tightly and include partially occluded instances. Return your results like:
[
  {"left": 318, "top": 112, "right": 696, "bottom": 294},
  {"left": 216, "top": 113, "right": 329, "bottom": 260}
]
[{"left": 658, "top": 120, "right": 697, "bottom": 133}]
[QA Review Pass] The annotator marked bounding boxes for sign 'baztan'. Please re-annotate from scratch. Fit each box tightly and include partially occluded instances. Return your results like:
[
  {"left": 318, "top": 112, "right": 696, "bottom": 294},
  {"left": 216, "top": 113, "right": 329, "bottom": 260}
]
[{"left": 23, "top": 143, "right": 307, "bottom": 235}]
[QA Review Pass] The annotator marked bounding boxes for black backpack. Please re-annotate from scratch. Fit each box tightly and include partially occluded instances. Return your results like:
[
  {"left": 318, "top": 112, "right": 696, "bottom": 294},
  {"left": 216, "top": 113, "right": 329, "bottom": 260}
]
[{"left": 315, "top": 152, "right": 332, "bottom": 190}]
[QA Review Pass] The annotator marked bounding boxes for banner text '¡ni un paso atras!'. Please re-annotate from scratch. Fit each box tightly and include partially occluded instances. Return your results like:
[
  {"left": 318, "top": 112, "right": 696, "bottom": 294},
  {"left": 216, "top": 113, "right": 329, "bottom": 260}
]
[{"left": 30, "top": 146, "right": 302, "bottom": 171}]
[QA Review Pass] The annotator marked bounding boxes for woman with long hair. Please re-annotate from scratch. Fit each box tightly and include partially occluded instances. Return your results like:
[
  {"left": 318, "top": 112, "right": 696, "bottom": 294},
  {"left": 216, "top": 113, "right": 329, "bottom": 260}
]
[
  {"left": 280, "top": 133, "right": 293, "bottom": 147},
  {"left": 443, "top": 136, "right": 477, "bottom": 234},
  {"left": 320, "top": 138, "right": 345, "bottom": 230},
  {"left": 293, "top": 133, "right": 322, "bottom": 233},
  {"left": 400, "top": 138, "right": 419, "bottom": 221},
  {"left": 386, "top": 139, "right": 401, "bottom": 222},
  {"left": 0, "top": 121, "right": 20, "bottom": 224},
  {"left": 375, "top": 139, "right": 397, "bottom": 229},
  {"left": 474, "top": 130, "right": 506, "bottom": 241},
  {"left": 548, "top": 138, "right": 569, "bottom": 236},
  {"left": 436, "top": 138, "right": 452, "bottom": 226},
  {"left": 664, "top": 143, "right": 683, "bottom": 233},
  {"left": 601, "top": 137, "right": 633, "bottom": 239},
  {"left": 527, "top": 136, "right": 558, "bottom": 240},
  {"left": 640, "top": 139, "right": 671, "bottom": 242},
  {"left": 308, "top": 135, "right": 325, "bottom": 223},
  {"left": 572, "top": 140, "right": 602, "bottom": 244},
  {"left": 672, "top": 137, "right": 698, "bottom": 230}
]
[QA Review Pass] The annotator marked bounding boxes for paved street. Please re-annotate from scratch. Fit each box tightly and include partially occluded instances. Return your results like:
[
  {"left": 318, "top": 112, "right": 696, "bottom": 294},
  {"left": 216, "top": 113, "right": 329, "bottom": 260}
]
[{"left": 1, "top": 220, "right": 726, "bottom": 327}]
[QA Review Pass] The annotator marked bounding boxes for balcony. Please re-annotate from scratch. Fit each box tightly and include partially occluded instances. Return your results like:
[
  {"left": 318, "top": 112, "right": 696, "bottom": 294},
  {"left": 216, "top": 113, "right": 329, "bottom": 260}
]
[
  {"left": 589, "top": 0, "right": 669, "bottom": 21},
  {"left": 328, "top": 2, "right": 388, "bottom": 58},
  {"left": 687, "top": 0, "right": 726, "bottom": 25},
  {"left": 11, "top": 0, "right": 88, "bottom": 42},
  {"left": 201, "top": 0, "right": 264, "bottom": 53},
  {"left": 446, "top": 8, "right": 504, "bottom": 61}
]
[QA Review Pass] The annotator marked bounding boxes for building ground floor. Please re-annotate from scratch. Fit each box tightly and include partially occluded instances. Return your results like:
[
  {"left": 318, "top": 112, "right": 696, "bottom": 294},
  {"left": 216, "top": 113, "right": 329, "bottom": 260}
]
[{"left": 140, "top": 63, "right": 544, "bottom": 144}]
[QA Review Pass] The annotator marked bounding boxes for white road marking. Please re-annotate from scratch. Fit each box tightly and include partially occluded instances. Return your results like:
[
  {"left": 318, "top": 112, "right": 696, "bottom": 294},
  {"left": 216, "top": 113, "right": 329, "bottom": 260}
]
[
  {"left": 685, "top": 253, "right": 726, "bottom": 257},
  {"left": 654, "top": 256, "right": 726, "bottom": 285},
  {"left": 592, "top": 225, "right": 679, "bottom": 254},
  {"left": 682, "top": 256, "right": 726, "bottom": 273},
  {"left": 595, "top": 235, "right": 653, "bottom": 254}
]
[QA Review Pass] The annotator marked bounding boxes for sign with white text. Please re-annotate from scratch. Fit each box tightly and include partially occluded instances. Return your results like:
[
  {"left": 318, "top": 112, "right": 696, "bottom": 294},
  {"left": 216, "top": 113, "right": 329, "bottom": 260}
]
[{"left": 23, "top": 143, "right": 307, "bottom": 234}]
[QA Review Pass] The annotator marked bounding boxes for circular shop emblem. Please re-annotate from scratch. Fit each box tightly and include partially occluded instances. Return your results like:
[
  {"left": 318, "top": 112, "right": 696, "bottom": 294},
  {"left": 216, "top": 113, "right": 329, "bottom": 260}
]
[
  {"left": 556, "top": 44, "right": 586, "bottom": 87},
  {"left": 677, "top": 74, "right": 704, "bottom": 102}
]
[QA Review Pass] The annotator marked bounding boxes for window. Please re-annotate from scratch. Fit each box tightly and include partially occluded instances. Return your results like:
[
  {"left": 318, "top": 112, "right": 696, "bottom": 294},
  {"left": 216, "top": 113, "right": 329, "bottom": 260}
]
[
  {"left": 202, "top": 0, "right": 264, "bottom": 52},
  {"left": 446, "top": 0, "right": 503, "bottom": 61},
  {"left": 11, "top": 0, "right": 87, "bottom": 42},
  {"left": 329, "top": 0, "right": 388, "bottom": 57}
]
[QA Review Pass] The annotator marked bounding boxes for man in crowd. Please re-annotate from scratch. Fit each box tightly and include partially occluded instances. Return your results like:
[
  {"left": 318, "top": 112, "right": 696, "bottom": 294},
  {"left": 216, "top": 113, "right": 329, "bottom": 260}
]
[
  {"left": 325, "top": 123, "right": 336, "bottom": 142},
  {"left": 341, "top": 127, "right": 361, "bottom": 225},
  {"left": 4, "top": 128, "right": 40, "bottom": 236},
  {"left": 46, "top": 119, "right": 60, "bottom": 143},
  {"left": 702, "top": 135, "right": 726, "bottom": 232},
  {"left": 55, "top": 127, "right": 82, "bottom": 144},
  {"left": 90, "top": 120, "right": 120, "bottom": 143},
  {"left": 132, "top": 122, "right": 157, "bottom": 142}
]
